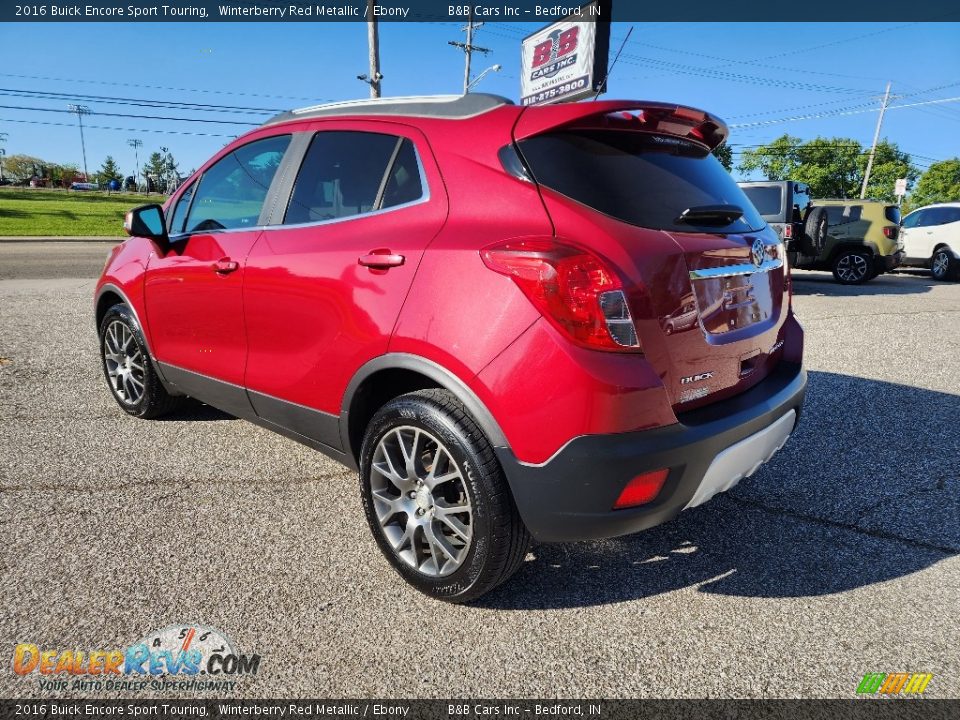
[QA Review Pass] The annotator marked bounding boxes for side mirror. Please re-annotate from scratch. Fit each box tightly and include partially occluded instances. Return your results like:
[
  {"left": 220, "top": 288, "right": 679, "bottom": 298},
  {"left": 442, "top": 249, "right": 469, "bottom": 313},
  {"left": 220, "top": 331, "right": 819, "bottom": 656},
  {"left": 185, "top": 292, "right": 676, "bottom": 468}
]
[{"left": 123, "top": 204, "right": 168, "bottom": 244}]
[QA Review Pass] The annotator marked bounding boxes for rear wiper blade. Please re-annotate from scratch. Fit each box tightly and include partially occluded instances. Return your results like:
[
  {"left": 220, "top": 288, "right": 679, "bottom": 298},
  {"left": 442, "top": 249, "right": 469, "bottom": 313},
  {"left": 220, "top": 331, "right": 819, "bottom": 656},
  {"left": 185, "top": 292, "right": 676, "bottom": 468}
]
[{"left": 675, "top": 204, "right": 744, "bottom": 225}]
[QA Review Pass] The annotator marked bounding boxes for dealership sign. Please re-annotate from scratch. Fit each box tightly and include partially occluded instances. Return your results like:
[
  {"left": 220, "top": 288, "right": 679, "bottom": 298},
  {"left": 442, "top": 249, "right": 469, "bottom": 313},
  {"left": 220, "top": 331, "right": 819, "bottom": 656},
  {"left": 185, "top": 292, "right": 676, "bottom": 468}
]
[{"left": 520, "top": 1, "right": 612, "bottom": 106}]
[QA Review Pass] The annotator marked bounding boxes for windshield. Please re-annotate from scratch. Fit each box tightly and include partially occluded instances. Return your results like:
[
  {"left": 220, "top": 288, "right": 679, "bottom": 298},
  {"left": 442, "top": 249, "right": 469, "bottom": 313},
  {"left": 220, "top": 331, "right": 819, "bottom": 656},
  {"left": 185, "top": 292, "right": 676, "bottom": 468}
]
[{"left": 518, "top": 130, "right": 765, "bottom": 234}]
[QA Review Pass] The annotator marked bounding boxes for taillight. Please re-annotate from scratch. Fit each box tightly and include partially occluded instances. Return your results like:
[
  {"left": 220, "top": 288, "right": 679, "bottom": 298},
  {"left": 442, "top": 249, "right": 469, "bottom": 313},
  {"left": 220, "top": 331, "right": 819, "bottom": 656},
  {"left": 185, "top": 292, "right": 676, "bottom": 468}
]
[
  {"left": 481, "top": 239, "right": 641, "bottom": 352},
  {"left": 783, "top": 224, "right": 793, "bottom": 239},
  {"left": 883, "top": 226, "right": 898, "bottom": 240}
]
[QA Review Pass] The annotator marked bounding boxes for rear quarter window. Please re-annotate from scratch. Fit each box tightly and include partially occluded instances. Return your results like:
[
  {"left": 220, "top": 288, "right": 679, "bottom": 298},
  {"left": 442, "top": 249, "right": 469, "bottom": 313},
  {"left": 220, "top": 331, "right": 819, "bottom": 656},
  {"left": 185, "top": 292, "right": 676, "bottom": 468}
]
[
  {"left": 884, "top": 205, "right": 901, "bottom": 224},
  {"left": 519, "top": 130, "right": 765, "bottom": 234},
  {"left": 824, "top": 205, "right": 863, "bottom": 226}
]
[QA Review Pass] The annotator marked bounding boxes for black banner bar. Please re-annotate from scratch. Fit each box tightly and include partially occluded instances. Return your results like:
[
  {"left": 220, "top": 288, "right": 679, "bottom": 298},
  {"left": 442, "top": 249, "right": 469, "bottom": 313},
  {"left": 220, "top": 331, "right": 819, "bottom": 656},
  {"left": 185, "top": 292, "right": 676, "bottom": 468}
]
[
  {"left": 1, "top": 700, "right": 958, "bottom": 720},
  {"left": 3, "top": 0, "right": 959, "bottom": 22}
]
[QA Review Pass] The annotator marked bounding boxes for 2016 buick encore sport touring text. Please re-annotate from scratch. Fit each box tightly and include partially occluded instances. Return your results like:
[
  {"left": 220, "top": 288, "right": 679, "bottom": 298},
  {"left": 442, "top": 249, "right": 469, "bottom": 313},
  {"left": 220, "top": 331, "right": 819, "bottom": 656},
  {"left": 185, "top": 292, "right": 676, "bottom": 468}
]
[{"left": 95, "top": 94, "right": 806, "bottom": 602}]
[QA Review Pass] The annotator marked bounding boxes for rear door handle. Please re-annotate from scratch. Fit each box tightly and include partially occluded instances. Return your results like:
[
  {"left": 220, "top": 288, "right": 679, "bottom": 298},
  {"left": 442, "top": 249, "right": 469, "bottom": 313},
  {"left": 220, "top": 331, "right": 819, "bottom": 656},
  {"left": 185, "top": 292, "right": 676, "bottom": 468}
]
[
  {"left": 214, "top": 258, "right": 239, "bottom": 274},
  {"left": 358, "top": 249, "right": 405, "bottom": 269}
]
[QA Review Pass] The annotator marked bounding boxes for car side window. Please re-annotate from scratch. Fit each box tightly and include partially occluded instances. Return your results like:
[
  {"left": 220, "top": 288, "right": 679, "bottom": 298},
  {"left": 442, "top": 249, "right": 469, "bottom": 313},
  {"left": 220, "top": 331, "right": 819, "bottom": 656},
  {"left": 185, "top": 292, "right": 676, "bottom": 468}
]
[
  {"left": 943, "top": 208, "right": 960, "bottom": 225},
  {"left": 825, "top": 205, "right": 862, "bottom": 226},
  {"left": 381, "top": 139, "right": 424, "bottom": 209},
  {"left": 922, "top": 208, "right": 949, "bottom": 226},
  {"left": 284, "top": 132, "right": 425, "bottom": 225},
  {"left": 184, "top": 135, "right": 291, "bottom": 234},
  {"left": 168, "top": 181, "right": 195, "bottom": 234},
  {"left": 902, "top": 210, "right": 924, "bottom": 229}
]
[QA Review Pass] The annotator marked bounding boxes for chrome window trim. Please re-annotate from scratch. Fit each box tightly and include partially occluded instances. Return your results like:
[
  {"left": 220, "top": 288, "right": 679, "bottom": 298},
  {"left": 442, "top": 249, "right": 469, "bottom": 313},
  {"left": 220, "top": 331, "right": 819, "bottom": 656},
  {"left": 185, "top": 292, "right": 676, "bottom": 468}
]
[
  {"left": 689, "top": 257, "right": 783, "bottom": 280},
  {"left": 271, "top": 140, "right": 431, "bottom": 232}
]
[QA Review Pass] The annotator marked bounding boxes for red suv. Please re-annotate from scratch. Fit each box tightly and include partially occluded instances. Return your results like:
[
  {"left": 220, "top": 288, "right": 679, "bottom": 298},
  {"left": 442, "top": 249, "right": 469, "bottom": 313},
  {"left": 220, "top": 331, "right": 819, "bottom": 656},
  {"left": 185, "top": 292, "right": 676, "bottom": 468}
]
[{"left": 96, "top": 94, "right": 805, "bottom": 602}]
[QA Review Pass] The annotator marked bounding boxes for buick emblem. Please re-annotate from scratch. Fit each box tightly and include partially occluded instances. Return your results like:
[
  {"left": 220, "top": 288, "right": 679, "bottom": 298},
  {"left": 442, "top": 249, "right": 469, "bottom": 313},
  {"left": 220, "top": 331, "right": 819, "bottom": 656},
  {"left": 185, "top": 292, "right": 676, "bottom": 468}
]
[{"left": 751, "top": 238, "right": 765, "bottom": 268}]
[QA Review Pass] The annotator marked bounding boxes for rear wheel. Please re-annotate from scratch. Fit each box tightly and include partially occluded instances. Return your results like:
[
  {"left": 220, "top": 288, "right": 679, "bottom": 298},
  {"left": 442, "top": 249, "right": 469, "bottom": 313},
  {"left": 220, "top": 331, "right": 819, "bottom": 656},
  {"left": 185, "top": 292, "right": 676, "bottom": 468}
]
[
  {"left": 359, "top": 389, "right": 530, "bottom": 603},
  {"left": 99, "top": 304, "right": 185, "bottom": 418},
  {"left": 832, "top": 249, "right": 872, "bottom": 285},
  {"left": 931, "top": 247, "right": 957, "bottom": 281}
]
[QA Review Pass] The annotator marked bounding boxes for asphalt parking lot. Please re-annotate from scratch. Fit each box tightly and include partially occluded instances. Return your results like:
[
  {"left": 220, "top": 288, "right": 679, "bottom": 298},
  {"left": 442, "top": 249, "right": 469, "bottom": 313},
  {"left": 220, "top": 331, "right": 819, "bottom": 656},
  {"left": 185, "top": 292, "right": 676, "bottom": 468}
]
[{"left": 1, "top": 241, "right": 958, "bottom": 699}]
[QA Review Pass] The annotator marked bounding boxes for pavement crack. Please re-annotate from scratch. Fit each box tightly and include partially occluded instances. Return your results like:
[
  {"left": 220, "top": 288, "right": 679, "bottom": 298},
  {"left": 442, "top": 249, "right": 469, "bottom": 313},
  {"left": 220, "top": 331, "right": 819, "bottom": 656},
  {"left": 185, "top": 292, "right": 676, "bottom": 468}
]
[{"left": 727, "top": 495, "right": 959, "bottom": 555}]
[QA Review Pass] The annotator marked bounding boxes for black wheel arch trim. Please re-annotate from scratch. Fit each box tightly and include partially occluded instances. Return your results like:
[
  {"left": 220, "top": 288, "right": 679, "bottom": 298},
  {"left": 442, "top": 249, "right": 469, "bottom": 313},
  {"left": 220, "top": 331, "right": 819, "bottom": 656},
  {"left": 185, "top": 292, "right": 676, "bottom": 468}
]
[
  {"left": 95, "top": 283, "right": 174, "bottom": 389},
  {"left": 827, "top": 240, "right": 878, "bottom": 264},
  {"left": 340, "top": 353, "right": 509, "bottom": 462}
]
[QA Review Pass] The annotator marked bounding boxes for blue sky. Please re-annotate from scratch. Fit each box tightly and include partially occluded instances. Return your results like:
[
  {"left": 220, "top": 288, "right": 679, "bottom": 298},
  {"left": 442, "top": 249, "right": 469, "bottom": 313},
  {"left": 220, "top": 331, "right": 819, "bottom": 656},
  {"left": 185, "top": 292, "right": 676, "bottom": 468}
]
[{"left": 0, "top": 21, "right": 957, "bottom": 180}]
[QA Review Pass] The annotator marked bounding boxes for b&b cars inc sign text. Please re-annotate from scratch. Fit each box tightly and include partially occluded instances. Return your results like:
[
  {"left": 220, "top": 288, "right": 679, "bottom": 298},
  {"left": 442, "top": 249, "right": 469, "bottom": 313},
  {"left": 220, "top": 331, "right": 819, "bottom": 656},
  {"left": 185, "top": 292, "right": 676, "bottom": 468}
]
[{"left": 520, "top": 1, "right": 612, "bottom": 106}]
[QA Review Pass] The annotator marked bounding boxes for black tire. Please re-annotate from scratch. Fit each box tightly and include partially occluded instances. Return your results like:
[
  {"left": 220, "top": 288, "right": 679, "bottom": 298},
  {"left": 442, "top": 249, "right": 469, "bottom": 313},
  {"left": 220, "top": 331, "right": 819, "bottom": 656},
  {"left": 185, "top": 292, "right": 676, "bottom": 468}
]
[
  {"left": 831, "top": 249, "right": 873, "bottom": 285},
  {"left": 359, "top": 389, "right": 530, "bottom": 603},
  {"left": 98, "top": 303, "right": 185, "bottom": 419},
  {"left": 801, "top": 207, "right": 829, "bottom": 256},
  {"left": 931, "top": 246, "right": 958, "bottom": 281}
]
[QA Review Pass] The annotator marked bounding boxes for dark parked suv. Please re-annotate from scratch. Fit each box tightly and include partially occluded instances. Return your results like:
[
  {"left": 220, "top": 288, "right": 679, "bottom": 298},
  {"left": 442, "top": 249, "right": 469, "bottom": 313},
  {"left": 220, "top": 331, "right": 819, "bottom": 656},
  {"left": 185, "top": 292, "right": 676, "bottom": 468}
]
[{"left": 97, "top": 95, "right": 806, "bottom": 602}]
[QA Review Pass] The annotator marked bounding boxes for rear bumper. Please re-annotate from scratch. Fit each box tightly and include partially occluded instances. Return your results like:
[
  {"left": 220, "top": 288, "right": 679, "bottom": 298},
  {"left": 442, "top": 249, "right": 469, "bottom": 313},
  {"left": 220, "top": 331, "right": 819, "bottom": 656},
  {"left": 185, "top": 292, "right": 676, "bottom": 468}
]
[
  {"left": 876, "top": 250, "right": 904, "bottom": 273},
  {"left": 496, "top": 361, "right": 807, "bottom": 542}
]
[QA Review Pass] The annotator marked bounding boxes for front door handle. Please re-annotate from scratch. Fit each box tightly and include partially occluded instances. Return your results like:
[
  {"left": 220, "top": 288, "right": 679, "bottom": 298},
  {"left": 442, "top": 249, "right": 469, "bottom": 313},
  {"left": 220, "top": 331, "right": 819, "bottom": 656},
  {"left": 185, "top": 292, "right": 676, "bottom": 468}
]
[
  {"left": 358, "top": 249, "right": 405, "bottom": 269},
  {"left": 214, "top": 258, "right": 239, "bottom": 274}
]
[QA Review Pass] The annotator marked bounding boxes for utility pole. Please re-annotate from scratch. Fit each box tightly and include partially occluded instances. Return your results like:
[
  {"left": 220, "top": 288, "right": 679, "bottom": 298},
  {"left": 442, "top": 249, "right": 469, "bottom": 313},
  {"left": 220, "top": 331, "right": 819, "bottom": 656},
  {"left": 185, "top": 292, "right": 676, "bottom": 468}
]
[
  {"left": 68, "top": 104, "right": 91, "bottom": 181},
  {"left": 449, "top": 11, "right": 491, "bottom": 94},
  {"left": 127, "top": 138, "right": 142, "bottom": 192},
  {"left": 357, "top": 0, "right": 382, "bottom": 97},
  {"left": 860, "top": 81, "right": 892, "bottom": 199}
]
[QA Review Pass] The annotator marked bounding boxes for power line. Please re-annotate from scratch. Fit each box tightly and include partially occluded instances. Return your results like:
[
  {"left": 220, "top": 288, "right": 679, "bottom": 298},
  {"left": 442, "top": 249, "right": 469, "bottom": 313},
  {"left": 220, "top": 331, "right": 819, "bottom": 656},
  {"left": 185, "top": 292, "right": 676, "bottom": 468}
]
[
  {"left": 0, "top": 72, "right": 327, "bottom": 103},
  {"left": 0, "top": 117, "right": 238, "bottom": 138},
  {"left": 0, "top": 87, "right": 281, "bottom": 114},
  {"left": 0, "top": 104, "right": 261, "bottom": 126},
  {"left": 728, "top": 95, "right": 960, "bottom": 129}
]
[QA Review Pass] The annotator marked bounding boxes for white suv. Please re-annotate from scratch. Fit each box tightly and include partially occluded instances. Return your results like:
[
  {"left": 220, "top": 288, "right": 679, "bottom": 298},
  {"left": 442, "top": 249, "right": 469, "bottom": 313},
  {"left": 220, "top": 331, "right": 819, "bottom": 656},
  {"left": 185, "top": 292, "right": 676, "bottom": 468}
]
[{"left": 900, "top": 202, "right": 960, "bottom": 281}]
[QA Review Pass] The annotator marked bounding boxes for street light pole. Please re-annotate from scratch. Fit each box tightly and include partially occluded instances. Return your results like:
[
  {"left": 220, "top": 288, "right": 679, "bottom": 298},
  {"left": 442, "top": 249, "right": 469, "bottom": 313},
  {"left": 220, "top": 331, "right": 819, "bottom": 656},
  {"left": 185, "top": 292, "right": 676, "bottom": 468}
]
[
  {"left": 68, "top": 104, "right": 91, "bottom": 182},
  {"left": 127, "top": 138, "right": 142, "bottom": 192}
]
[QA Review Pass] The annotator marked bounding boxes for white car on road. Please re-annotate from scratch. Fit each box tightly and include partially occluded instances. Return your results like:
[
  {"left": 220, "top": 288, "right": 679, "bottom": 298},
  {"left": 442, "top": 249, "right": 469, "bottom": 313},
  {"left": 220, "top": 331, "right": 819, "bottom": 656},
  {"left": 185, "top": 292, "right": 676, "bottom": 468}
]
[{"left": 900, "top": 202, "right": 960, "bottom": 281}]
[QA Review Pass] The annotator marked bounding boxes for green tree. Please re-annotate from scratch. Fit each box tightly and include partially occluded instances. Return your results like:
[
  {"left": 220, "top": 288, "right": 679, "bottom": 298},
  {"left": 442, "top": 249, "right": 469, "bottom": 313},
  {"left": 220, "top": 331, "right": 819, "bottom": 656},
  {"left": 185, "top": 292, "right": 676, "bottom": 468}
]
[
  {"left": 910, "top": 158, "right": 960, "bottom": 208},
  {"left": 96, "top": 155, "right": 122, "bottom": 186},
  {"left": 144, "top": 151, "right": 165, "bottom": 180},
  {"left": 48, "top": 163, "right": 80, "bottom": 188},
  {"left": 737, "top": 134, "right": 917, "bottom": 201},
  {"left": 712, "top": 143, "right": 733, "bottom": 172},
  {"left": 3, "top": 153, "right": 45, "bottom": 183}
]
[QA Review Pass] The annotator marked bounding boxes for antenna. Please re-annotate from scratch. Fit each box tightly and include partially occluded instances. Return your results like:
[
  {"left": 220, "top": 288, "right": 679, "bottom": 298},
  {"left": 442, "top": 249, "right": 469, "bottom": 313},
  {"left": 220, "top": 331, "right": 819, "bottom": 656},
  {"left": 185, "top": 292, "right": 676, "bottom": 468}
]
[{"left": 593, "top": 26, "right": 634, "bottom": 100}]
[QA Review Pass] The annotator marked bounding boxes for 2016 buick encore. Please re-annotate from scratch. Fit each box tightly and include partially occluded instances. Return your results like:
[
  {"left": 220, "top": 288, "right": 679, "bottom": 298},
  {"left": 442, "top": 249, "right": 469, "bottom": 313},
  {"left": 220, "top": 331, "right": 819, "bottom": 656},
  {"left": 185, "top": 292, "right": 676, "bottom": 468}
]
[{"left": 96, "top": 94, "right": 806, "bottom": 602}]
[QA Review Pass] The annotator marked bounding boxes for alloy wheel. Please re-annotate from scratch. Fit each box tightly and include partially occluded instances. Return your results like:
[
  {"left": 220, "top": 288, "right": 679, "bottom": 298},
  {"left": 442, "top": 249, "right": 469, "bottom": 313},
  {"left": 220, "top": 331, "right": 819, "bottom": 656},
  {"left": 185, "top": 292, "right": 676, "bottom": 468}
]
[
  {"left": 836, "top": 253, "right": 868, "bottom": 283},
  {"left": 103, "top": 320, "right": 146, "bottom": 405},
  {"left": 932, "top": 250, "right": 949, "bottom": 279},
  {"left": 370, "top": 426, "right": 473, "bottom": 577}
]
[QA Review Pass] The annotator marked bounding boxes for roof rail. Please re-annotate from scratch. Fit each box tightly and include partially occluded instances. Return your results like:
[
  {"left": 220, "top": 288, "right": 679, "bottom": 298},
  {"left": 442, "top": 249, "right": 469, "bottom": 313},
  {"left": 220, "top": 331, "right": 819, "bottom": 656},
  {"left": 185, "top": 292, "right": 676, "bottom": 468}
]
[{"left": 262, "top": 93, "right": 513, "bottom": 126}]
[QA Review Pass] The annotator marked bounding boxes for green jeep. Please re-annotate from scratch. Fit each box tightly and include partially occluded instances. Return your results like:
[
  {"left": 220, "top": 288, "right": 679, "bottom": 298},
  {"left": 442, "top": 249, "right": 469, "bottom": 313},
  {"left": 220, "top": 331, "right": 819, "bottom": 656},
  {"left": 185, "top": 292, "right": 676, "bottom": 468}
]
[
  {"left": 812, "top": 200, "right": 905, "bottom": 284},
  {"left": 738, "top": 181, "right": 903, "bottom": 284}
]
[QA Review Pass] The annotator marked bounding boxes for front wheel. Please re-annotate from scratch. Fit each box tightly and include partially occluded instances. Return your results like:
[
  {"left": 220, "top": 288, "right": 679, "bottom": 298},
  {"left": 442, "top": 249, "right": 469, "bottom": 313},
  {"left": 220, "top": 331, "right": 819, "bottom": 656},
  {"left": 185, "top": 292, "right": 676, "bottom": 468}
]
[
  {"left": 832, "top": 249, "right": 872, "bottom": 285},
  {"left": 931, "top": 247, "right": 957, "bottom": 281},
  {"left": 359, "top": 389, "right": 530, "bottom": 603},
  {"left": 99, "top": 303, "right": 185, "bottom": 418}
]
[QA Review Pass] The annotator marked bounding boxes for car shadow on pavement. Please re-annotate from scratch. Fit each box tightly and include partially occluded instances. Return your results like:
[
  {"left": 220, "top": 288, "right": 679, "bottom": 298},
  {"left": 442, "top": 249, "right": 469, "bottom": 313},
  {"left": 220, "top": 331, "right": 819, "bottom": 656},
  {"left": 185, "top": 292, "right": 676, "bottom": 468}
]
[
  {"left": 791, "top": 271, "right": 938, "bottom": 296},
  {"left": 154, "top": 401, "right": 235, "bottom": 422},
  {"left": 477, "top": 371, "right": 959, "bottom": 610}
]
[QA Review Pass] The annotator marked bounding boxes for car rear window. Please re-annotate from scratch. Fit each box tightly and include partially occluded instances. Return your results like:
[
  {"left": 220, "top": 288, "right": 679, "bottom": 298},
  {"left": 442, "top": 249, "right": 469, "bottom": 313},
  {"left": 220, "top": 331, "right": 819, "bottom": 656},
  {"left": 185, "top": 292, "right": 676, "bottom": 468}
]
[
  {"left": 518, "top": 130, "right": 765, "bottom": 234},
  {"left": 884, "top": 206, "right": 901, "bottom": 224},
  {"left": 740, "top": 186, "right": 783, "bottom": 218}
]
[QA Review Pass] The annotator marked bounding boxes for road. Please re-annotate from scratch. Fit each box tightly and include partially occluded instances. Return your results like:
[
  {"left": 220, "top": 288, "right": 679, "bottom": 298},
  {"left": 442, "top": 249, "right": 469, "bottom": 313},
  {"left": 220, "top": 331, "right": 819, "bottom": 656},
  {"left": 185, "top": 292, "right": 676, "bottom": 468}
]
[{"left": 1, "top": 242, "right": 958, "bottom": 699}]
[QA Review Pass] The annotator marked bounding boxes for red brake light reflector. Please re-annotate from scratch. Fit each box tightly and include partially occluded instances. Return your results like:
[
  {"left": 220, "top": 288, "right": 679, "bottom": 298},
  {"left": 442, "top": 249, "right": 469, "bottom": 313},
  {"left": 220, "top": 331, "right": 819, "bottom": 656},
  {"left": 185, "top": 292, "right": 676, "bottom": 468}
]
[{"left": 613, "top": 469, "right": 669, "bottom": 509}]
